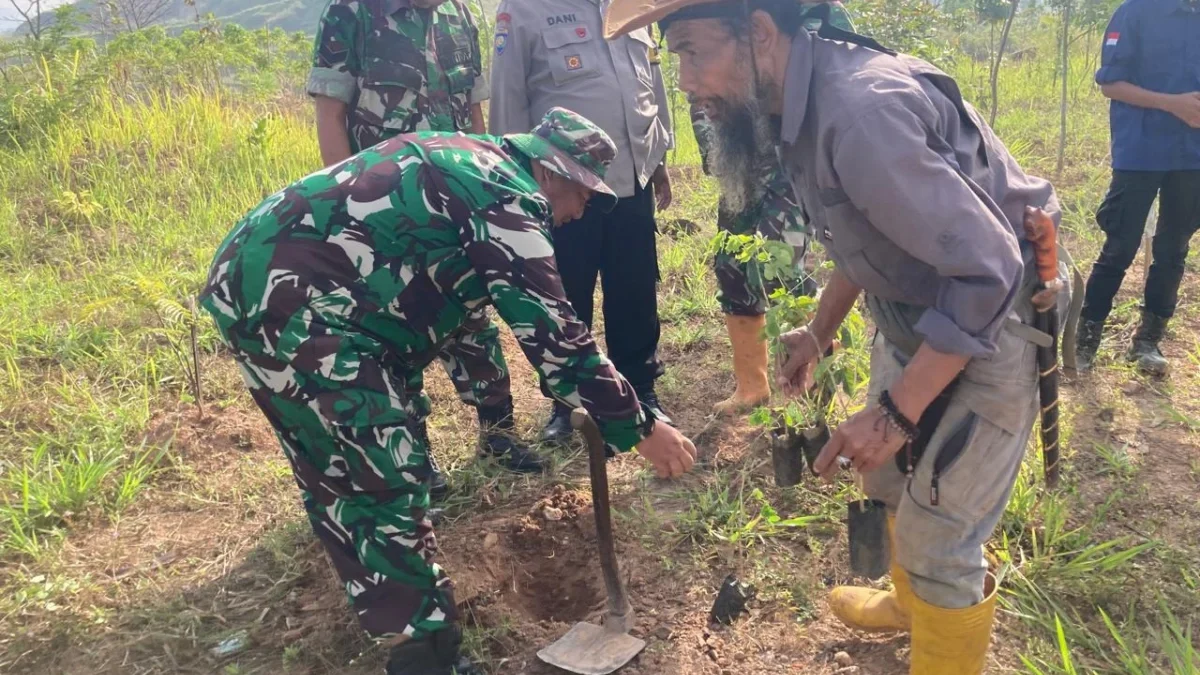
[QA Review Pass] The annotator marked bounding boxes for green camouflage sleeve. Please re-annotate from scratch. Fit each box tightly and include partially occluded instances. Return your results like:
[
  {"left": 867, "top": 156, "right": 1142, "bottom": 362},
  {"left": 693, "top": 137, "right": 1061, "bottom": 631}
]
[
  {"left": 307, "top": 0, "right": 362, "bottom": 103},
  {"left": 460, "top": 193, "right": 654, "bottom": 454}
]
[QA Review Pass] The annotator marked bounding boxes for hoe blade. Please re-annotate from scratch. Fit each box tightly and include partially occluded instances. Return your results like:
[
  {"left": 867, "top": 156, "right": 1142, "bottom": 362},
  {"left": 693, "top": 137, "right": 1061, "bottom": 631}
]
[{"left": 536, "top": 621, "right": 646, "bottom": 675}]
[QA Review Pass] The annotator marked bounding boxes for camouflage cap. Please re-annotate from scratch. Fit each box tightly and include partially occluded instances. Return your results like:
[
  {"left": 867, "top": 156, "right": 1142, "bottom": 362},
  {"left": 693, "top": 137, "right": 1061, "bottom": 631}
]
[{"left": 506, "top": 107, "right": 619, "bottom": 212}]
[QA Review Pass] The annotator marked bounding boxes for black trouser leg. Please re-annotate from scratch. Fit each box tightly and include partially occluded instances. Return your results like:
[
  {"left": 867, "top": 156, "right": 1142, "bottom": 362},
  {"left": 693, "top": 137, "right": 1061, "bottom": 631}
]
[
  {"left": 600, "top": 182, "right": 663, "bottom": 391},
  {"left": 1143, "top": 171, "right": 1200, "bottom": 319},
  {"left": 1081, "top": 170, "right": 1163, "bottom": 322},
  {"left": 538, "top": 199, "right": 603, "bottom": 402}
]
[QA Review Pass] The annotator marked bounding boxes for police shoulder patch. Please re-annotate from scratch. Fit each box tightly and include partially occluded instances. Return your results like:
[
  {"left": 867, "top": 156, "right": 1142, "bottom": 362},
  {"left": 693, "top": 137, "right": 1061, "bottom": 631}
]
[{"left": 495, "top": 11, "right": 510, "bottom": 55}]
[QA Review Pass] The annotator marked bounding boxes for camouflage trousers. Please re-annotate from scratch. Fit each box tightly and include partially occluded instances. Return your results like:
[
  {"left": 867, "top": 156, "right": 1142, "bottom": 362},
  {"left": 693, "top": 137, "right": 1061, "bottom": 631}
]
[
  {"left": 433, "top": 307, "right": 511, "bottom": 410},
  {"left": 713, "top": 163, "right": 813, "bottom": 316},
  {"left": 213, "top": 324, "right": 458, "bottom": 642}
]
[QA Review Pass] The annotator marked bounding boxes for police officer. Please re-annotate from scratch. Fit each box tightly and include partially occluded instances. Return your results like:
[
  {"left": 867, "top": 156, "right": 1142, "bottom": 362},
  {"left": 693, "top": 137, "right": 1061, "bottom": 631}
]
[
  {"left": 1075, "top": 0, "right": 1200, "bottom": 376},
  {"left": 199, "top": 108, "right": 697, "bottom": 675},
  {"left": 305, "top": 0, "right": 547, "bottom": 486},
  {"left": 488, "top": 0, "right": 675, "bottom": 443},
  {"left": 694, "top": 0, "right": 853, "bottom": 416},
  {"left": 606, "top": 1, "right": 1065, "bottom": 672}
]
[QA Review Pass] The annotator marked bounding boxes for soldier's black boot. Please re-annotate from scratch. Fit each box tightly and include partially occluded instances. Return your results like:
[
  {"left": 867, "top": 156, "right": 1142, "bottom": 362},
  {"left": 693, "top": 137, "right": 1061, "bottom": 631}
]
[
  {"left": 385, "top": 624, "right": 481, "bottom": 675},
  {"left": 539, "top": 401, "right": 574, "bottom": 446},
  {"left": 415, "top": 419, "right": 450, "bottom": 502},
  {"left": 479, "top": 398, "right": 546, "bottom": 474},
  {"left": 1074, "top": 318, "right": 1104, "bottom": 372},
  {"left": 635, "top": 385, "right": 673, "bottom": 427},
  {"left": 1128, "top": 310, "right": 1170, "bottom": 376}
]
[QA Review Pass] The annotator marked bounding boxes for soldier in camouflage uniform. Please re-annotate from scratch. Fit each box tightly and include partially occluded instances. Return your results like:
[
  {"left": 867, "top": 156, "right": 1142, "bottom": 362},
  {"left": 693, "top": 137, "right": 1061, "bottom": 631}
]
[
  {"left": 306, "top": 0, "right": 547, "bottom": 489},
  {"left": 694, "top": 0, "right": 854, "bottom": 416},
  {"left": 199, "top": 109, "right": 697, "bottom": 675}
]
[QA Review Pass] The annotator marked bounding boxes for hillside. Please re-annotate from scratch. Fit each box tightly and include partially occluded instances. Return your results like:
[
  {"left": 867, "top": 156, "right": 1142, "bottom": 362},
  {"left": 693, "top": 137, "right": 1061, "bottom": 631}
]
[
  {"left": 4, "top": 0, "right": 505, "bottom": 36},
  {"left": 6, "top": 0, "right": 329, "bottom": 36}
]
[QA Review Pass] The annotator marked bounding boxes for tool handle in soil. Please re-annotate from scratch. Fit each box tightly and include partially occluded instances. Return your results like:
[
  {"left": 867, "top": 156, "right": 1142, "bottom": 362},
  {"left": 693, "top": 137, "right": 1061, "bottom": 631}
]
[{"left": 571, "top": 409, "right": 635, "bottom": 633}]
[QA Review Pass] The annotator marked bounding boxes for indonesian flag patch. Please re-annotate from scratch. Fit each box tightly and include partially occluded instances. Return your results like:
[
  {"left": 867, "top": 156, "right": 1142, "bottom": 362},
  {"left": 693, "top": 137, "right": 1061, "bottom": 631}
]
[{"left": 1105, "top": 32, "right": 1119, "bottom": 46}]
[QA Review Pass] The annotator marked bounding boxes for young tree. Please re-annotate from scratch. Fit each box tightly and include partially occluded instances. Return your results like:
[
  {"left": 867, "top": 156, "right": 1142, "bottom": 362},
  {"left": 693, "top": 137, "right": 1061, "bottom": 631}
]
[
  {"left": 1056, "top": 0, "right": 1072, "bottom": 177},
  {"left": 6, "top": 0, "right": 45, "bottom": 41},
  {"left": 93, "top": 0, "right": 174, "bottom": 35},
  {"left": 989, "top": 0, "right": 1019, "bottom": 126}
]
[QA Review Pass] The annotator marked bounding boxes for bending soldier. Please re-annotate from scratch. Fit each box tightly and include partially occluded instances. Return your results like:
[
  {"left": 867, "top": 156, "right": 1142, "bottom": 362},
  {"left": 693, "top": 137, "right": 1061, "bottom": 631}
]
[
  {"left": 199, "top": 109, "right": 697, "bottom": 675},
  {"left": 306, "top": 0, "right": 546, "bottom": 488}
]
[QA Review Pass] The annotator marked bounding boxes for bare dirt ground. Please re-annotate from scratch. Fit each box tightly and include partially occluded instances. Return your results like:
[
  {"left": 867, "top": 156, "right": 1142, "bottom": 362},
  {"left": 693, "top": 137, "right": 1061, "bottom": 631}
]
[{"left": 3, "top": 248, "right": 1198, "bottom": 675}]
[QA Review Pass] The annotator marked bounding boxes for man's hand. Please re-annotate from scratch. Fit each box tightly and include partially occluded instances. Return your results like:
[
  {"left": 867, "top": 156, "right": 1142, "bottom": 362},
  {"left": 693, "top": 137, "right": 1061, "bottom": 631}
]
[
  {"left": 776, "top": 327, "right": 829, "bottom": 395},
  {"left": 635, "top": 422, "right": 696, "bottom": 478},
  {"left": 812, "top": 406, "right": 907, "bottom": 480},
  {"left": 651, "top": 163, "right": 672, "bottom": 211},
  {"left": 1166, "top": 92, "right": 1200, "bottom": 128}
]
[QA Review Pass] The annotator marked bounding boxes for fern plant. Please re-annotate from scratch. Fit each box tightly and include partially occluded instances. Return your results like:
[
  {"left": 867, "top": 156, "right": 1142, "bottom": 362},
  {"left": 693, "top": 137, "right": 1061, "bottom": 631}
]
[{"left": 112, "top": 274, "right": 205, "bottom": 418}]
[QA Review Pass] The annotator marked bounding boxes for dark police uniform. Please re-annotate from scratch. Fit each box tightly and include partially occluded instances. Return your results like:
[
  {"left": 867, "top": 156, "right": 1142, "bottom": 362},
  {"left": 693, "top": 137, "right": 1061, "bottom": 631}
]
[{"left": 1079, "top": 0, "right": 1200, "bottom": 373}]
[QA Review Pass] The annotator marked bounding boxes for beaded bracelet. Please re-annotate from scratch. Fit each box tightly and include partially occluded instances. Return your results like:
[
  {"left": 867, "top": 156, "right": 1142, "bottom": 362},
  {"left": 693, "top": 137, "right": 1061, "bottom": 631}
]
[{"left": 879, "top": 390, "right": 919, "bottom": 441}]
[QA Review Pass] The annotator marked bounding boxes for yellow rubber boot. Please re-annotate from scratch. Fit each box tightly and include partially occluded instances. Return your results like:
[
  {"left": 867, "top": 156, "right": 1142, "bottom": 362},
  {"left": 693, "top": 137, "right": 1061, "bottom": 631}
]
[
  {"left": 909, "top": 574, "right": 998, "bottom": 675},
  {"left": 828, "top": 516, "right": 912, "bottom": 633},
  {"left": 712, "top": 314, "right": 771, "bottom": 415}
]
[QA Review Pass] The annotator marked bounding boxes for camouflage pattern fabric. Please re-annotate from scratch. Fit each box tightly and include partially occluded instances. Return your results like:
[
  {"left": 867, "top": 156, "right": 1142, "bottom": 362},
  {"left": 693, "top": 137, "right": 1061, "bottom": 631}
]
[
  {"left": 311, "top": 0, "right": 485, "bottom": 150},
  {"left": 199, "top": 129, "right": 651, "bottom": 641},
  {"left": 310, "top": 0, "right": 505, "bottom": 411},
  {"left": 692, "top": 1, "right": 853, "bottom": 316}
]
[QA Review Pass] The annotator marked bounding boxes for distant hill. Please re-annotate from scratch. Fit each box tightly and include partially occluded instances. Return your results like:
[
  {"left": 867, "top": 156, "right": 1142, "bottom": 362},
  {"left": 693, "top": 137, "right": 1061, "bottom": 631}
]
[
  {"left": 4, "top": 0, "right": 503, "bottom": 37},
  {"left": 5, "top": 0, "right": 332, "bottom": 37}
]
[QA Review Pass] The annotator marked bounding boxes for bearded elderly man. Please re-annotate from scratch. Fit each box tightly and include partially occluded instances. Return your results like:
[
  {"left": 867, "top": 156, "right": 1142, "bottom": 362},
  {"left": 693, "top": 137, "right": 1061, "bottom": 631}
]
[{"left": 606, "top": 1, "right": 1065, "bottom": 672}]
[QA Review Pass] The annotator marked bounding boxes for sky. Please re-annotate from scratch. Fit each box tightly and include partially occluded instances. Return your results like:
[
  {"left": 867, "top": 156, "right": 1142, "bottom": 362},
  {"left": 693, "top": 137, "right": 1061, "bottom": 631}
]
[{"left": 0, "top": 0, "right": 72, "bottom": 28}]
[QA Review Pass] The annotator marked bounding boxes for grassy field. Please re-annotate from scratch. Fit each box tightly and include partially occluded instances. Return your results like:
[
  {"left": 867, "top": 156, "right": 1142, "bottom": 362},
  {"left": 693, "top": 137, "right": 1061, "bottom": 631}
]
[{"left": 1, "top": 12, "right": 1198, "bottom": 675}]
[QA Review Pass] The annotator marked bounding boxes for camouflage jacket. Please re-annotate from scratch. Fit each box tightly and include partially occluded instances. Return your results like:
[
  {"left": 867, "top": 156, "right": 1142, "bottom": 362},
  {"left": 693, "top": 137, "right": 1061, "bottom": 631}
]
[
  {"left": 307, "top": 0, "right": 489, "bottom": 151},
  {"left": 201, "top": 132, "right": 654, "bottom": 453}
]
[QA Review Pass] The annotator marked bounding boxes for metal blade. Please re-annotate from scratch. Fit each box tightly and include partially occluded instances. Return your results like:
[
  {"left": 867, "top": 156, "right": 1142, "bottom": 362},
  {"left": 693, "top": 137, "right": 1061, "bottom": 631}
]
[{"left": 536, "top": 622, "right": 646, "bottom": 675}]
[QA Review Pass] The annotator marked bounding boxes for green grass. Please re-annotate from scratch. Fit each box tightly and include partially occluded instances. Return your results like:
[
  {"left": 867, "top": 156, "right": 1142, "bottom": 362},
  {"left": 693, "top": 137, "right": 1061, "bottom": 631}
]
[{"left": 1, "top": 14, "right": 1198, "bottom": 675}]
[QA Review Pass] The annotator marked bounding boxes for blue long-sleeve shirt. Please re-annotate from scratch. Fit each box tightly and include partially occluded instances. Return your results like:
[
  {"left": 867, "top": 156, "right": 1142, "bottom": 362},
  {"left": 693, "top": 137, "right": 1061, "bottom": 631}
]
[{"left": 1095, "top": 0, "right": 1200, "bottom": 171}]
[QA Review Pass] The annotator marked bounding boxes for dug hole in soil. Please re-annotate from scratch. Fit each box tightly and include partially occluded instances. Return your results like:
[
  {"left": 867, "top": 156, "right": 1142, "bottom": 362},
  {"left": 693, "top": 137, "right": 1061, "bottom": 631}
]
[{"left": 440, "top": 485, "right": 613, "bottom": 648}]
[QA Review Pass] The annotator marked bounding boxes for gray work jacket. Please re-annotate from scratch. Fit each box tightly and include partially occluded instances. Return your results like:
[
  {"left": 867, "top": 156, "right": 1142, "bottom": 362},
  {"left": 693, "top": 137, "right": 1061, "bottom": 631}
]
[
  {"left": 488, "top": 0, "right": 672, "bottom": 197},
  {"left": 777, "top": 28, "right": 1060, "bottom": 358}
]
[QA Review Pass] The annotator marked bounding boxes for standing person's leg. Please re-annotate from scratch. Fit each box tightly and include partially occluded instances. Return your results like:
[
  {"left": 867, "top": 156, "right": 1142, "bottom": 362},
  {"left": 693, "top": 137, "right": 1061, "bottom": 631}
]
[
  {"left": 712, "top": 163, "right": 808, "bottom": 415},
  {"left": 829, "top": 333, "right": 914, "bottom": 632},
  {"left": 438, "top": 312, "right": 545, "bottom": 472},
  {"left": 1077, "top": 170, "right": 1163, "bottom": 369},
  {"left": 832, "top": 325, "right": 1038, "bottom": 675},
  {"left": 1130, "top": 170, "right": 1200, "bottom": 375},
  {"left": 600, "top": 182, "right": 667, "bottom": 417},
  {"left": 539, "top": 207, "right": 604, "bottom": 443},
  {"left": 400, "top": 368, "right": 450, "bottom": 500}
]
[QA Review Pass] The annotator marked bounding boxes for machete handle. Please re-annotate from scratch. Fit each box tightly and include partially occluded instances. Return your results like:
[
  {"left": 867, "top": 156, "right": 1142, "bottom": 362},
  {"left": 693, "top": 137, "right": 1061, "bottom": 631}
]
[
  {"left": 1023, "top": 206, "right": 1059, "bottom": 284},
  {"left": 571, "top": 409, "right": 636, "bottom": 632}
]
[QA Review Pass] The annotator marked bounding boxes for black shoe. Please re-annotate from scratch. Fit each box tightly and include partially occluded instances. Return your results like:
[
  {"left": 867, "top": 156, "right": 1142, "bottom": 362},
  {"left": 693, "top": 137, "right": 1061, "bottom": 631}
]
[
  {"left": 385, "top": 625, "right": 481, "bottom": 675},
  {"left": 1074, "top": 318, "right": 1104, "bottom": 372},
  {"left": 479, "top": 399, "right": 547, "bottom": 474},
  {"left": 1128, "top": 310, "right": 1169, "bottom": 376},
  {"left": 635, "top": 387, "right": 673, "bottom": 426},
  {"left": 539, "top": 402, "right": 575, "bottom": 446}
]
